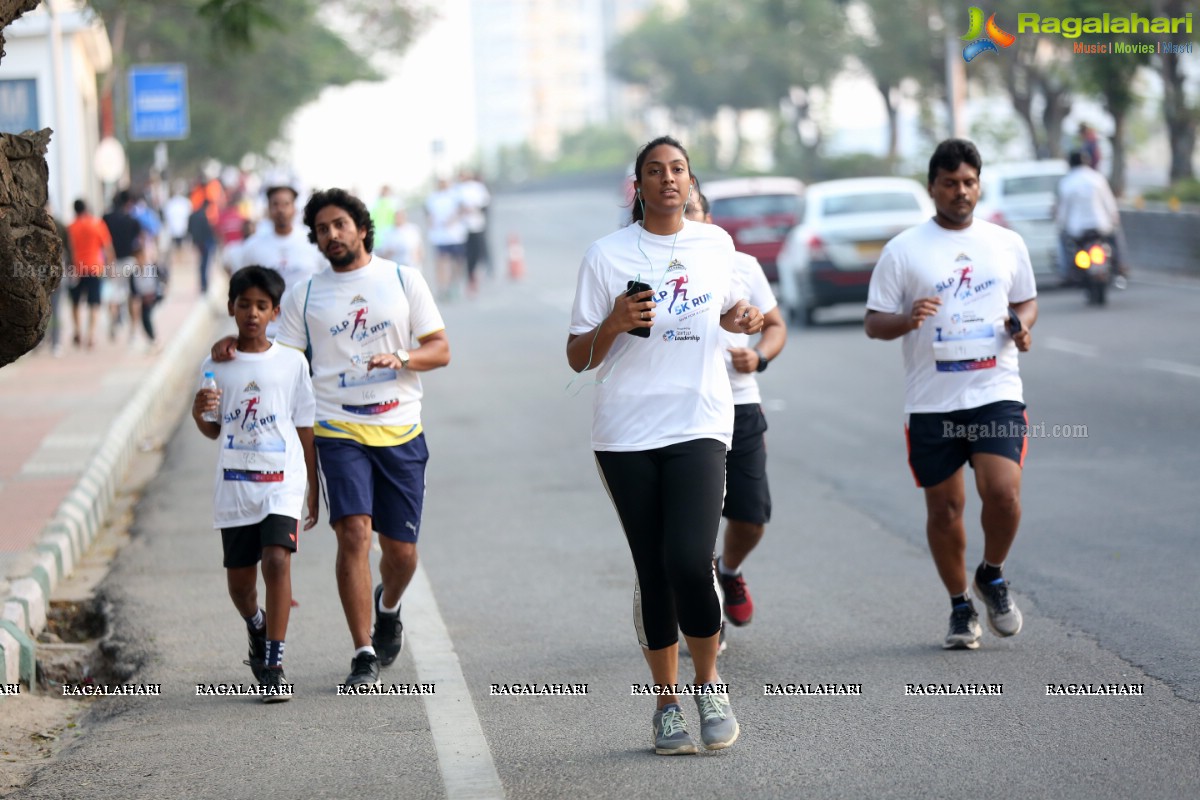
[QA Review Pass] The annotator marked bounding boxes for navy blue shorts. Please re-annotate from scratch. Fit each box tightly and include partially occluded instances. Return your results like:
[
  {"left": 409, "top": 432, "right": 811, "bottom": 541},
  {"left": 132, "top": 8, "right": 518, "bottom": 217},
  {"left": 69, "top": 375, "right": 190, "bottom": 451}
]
[
  {"left": 722, "top": 404, "right": 771, "bottom": 524},
  {"left": 315, "top": 434, "right": 428, "bottom": 542},
  {"left": 906, "top": 401, "right": 1028, "bottom": 488}
]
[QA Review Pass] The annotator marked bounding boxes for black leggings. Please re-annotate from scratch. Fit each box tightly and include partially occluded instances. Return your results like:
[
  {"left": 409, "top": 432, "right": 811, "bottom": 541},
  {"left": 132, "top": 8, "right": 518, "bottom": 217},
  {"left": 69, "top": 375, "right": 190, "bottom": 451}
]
[{"left": 595, "top": 438, "right": 726, "bottom": 650}]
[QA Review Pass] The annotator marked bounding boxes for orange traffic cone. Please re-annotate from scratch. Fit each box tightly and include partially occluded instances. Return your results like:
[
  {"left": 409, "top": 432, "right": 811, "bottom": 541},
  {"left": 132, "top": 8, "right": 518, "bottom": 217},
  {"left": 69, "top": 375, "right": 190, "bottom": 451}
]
[{"left": 507, "top": 233, "right": 526, "bottom": 280}]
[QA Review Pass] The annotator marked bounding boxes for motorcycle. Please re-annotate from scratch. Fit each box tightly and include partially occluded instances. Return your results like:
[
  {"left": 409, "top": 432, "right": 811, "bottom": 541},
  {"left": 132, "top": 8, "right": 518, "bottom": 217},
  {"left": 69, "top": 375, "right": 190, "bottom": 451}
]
[{"left": 1070, "top": 230, "right": 1114, "bottom": 306}]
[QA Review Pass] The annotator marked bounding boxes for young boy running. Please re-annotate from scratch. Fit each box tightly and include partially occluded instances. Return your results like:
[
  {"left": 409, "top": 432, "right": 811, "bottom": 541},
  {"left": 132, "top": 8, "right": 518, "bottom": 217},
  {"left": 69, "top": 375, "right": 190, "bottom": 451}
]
[{"left": 193, "top": 265, "right": 319, "bottom": 701}]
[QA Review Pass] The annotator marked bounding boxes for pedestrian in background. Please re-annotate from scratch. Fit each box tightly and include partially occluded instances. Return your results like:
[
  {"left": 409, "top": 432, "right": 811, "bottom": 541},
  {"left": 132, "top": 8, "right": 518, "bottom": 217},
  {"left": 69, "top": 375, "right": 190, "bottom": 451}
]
[
  {"left": 103, "top": 190, "right": 142, "bottom": 343},
  {"left": 567, "top": 136, "right": 762, "bottom": 755},
  {"left": 683, "top": 189, "right": 787, "bottom": 640},
  {"left": 67, "top": 198, "right": 114, "bottom": 350},
  {"left": 189, "top": 198, "right": 217, "bottom": 295}
]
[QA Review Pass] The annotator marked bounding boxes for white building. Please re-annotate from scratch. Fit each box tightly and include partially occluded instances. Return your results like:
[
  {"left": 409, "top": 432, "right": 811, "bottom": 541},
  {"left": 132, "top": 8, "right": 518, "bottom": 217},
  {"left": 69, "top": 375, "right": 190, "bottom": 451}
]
[
  {"left": 469, "top": 0, "right": 665, "bottom": 166},
  {"left": 1, "top": 1, "right": 112, "bottom": 216}
]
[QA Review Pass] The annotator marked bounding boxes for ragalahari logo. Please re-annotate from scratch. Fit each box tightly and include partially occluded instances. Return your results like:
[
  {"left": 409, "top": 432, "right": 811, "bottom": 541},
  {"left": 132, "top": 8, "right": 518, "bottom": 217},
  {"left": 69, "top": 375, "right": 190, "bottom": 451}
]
[{"left": 962, "top": 7, "right": 1015, "bottom": 62}]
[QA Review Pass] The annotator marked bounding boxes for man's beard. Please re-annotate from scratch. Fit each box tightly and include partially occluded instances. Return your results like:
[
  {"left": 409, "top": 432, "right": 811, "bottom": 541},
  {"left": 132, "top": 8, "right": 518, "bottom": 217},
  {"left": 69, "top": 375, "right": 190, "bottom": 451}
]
[{"left": 325, "top": 244, "right": 358, "bottom": 268}]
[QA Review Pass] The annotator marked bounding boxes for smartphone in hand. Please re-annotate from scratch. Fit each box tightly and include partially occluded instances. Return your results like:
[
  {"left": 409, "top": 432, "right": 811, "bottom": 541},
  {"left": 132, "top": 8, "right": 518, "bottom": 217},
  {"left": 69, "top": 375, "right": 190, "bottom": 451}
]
[
  {"left": 626, "top": 281, "right": 652, "bottom": 338},
  {"left": 1006, "top": 307, "right": 1023, "bottom": 336}
]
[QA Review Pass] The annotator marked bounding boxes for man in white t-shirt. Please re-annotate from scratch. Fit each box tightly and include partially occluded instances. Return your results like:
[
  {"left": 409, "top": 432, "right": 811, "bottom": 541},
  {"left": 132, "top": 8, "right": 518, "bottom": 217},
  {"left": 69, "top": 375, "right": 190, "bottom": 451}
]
[
  {"left": 1055, "top": 150, "right": 1126, "bottom": 286},
  {"left": 456, "top": 170, "right": 491, "bottom": 290},
  {"left": 212, "top": 188, "right": 451, "bottom": 688},
  {"left": 425, "top": 178, "right": 467, "bottom": 296},
  {"left": 865, "top": 139, "right": 1038, "bottom": 651},
  {"left": 685, "top": 192, "right": 787, "bottom": 638},
  {"left": 238, "top": 184, "right": 328, "bottom": 337}
]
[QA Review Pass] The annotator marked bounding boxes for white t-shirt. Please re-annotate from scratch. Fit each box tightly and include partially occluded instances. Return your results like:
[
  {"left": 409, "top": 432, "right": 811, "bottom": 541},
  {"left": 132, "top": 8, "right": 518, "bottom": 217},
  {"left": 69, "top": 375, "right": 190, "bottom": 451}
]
[
  {"left": 723, "top": 253, "right": 778, "bottom": 406},
  {"left": 1055, "top": 166, "right": 1120, "bottom": 237},
  {"left": 238, "top": 228, "right": 327, "bottom": 291},
  {"left": 866, "top": 218, "right": 1037, "bottom": 413},
  {"left": 164, "top": 195, "right": 191, "bottom": 239},
  {"left": 569, "top": 220, "right": 743, "bottom": 451},
  {"left": 426, "top": 189, "right": 466, "bottom": 246},
  {"left": 275, "top": 256, "right": 445, "bottom": 428},
  {"left": 455, "top": 180, "right": 491, "bottom": 233},
  {"left": 238, "top": 228, "right": 328, "bottom": 337},
  {"left": 377, "top": 223, "right": 423, "bottom": 268},
  {"left": 200, "top": 344, "right": 316, "bottom": 529}
]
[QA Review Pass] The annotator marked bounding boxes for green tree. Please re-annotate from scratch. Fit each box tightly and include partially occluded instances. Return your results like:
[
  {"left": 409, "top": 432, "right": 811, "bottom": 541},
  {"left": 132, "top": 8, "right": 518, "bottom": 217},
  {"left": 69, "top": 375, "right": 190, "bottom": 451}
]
[
  {"left": 89, "top": 0, "right": 433, "bottom": 175},
  {"left": 611, "top": 0, "right": 847, "bottom": 172},
  {"left": 856, "top": 0, "right": 947, "bottom": 170},
  {"left": 1153, "top": 0, "right": 1196, "bottom": 182}
]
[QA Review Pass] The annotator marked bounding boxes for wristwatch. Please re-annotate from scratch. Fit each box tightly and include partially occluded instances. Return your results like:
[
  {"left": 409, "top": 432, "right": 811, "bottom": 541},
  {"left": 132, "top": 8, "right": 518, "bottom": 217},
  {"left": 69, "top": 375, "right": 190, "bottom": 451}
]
[
  {"left": 394, "top": 349, "right": 410, "bottom": 369},
  {"left": 754, "top": 348, "right": 769, "bottom": 373}
]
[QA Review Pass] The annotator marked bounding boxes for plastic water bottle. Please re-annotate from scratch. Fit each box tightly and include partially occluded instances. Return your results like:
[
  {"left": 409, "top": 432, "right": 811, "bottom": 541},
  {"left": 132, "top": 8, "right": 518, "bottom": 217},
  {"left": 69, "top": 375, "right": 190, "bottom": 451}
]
[{"left": 200, "top": 371, "right": 220, "bottom": 423}]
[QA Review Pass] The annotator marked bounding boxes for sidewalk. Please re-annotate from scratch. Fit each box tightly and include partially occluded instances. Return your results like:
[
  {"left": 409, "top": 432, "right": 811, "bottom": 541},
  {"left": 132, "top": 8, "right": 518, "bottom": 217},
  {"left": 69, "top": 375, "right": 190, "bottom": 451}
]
[{"left": 0, "top": 251, "right": 224, "bottom": 687}]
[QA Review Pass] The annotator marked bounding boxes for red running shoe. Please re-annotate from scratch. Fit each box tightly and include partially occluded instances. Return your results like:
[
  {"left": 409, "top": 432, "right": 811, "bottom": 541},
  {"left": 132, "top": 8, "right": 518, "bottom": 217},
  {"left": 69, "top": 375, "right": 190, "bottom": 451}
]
[{"left": 717, "top": 562, "right": 754, "bottom": 627}]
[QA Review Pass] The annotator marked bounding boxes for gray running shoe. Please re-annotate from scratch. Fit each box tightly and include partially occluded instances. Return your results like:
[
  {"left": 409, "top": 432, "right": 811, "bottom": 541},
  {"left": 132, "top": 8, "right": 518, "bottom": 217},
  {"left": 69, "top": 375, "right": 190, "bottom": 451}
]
[
  {"left": 693, "top": 685, "right": 739, "bottom": 750},
  {"left": 652, "top": 703, "right": 698, "bottom": 755},
  {"left": 973, "top": 576, "right": 1023, "bottom": 637},
  {"left": 944, "top": 602, "right": 983, "bottom": 649}
]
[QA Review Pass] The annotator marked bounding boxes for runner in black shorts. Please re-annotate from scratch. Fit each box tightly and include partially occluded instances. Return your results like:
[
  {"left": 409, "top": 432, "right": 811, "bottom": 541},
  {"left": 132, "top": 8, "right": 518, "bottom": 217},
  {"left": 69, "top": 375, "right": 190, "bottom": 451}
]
[
  {"left": 569, "top": 137, "right": 764, "bottom": 755},
  {"left": 866, "top": 139, "right": 1038, "bottom": 651},
  {"left": 683, "top": 192, "right": 787, "bottom": 637}
]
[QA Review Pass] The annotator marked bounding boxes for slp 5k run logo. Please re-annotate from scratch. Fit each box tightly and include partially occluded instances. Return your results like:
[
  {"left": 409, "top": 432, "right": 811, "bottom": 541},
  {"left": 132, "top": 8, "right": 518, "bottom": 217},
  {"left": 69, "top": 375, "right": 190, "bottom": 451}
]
[{"left": 962, "top": 7, "right": 1015, "bottom": 62}]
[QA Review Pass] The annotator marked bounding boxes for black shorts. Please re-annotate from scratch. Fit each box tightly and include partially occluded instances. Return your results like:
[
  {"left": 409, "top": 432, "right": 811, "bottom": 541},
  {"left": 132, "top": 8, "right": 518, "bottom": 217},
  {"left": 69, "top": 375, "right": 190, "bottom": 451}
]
[
  {"left": 68, "top": 276, "right": 102, "bottom": 307},
  {"left": 906, "top": 400, "right": 1028, "bottom": 488},
  {"left": 722, "top": 404, "right": 771, "bottom": 524},
  {"left": 220, "top": 514, "right": 299, "bottom": 569}
]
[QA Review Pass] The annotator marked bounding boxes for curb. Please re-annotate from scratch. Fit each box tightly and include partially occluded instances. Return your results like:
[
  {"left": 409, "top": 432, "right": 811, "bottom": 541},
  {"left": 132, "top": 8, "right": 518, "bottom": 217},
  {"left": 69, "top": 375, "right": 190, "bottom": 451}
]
[{"left": 0, "top": 295, "right": 221, "bottom": 691}]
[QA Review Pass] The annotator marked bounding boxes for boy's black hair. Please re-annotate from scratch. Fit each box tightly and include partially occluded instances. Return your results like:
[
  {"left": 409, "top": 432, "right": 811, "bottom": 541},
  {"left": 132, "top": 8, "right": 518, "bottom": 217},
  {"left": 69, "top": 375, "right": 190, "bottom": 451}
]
[
  {"left": 1068, "top": 150, "right": 1084, "bottom": 168},
  {"left": 73, "top": 198, "right": 87, "bottom": 215},
  {"left": 228, "top": 265, "right": 285, "bottom": 308},
  {"left": 928, "top": 138, "right": 983, "bottom": 186},
  {"left": 303, "top": 188, "right": 374, "bottom": 252}
]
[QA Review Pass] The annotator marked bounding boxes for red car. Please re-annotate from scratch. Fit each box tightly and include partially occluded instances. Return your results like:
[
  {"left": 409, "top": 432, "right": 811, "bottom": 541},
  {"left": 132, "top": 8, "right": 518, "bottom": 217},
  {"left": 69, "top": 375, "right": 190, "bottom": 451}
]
[{"left": 703, "top": 177, "right": 805, "bottom": 283}]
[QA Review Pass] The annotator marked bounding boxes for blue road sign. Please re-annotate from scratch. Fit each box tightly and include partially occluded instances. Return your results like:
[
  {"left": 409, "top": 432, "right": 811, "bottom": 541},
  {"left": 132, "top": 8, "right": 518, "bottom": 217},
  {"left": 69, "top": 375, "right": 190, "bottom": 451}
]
[{"left": 128, "top": 64, "right": 189, "bottom": 141}]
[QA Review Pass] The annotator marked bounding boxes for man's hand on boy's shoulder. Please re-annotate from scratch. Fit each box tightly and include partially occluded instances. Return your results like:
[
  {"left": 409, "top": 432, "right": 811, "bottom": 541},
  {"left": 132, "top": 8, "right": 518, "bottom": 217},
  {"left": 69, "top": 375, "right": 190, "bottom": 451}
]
[{"left": 211, "top": 336, "right": 238, "bottom": 362}]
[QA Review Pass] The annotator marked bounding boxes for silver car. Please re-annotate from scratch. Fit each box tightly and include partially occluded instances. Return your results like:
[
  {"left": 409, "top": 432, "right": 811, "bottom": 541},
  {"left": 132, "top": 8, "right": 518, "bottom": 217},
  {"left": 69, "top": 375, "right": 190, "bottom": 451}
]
[
  {"left": 975, "top": 160, "right": 1069, "bottom": 282},
  {"left": 776, "top": 177, "right": 934, "bottom": 325}
]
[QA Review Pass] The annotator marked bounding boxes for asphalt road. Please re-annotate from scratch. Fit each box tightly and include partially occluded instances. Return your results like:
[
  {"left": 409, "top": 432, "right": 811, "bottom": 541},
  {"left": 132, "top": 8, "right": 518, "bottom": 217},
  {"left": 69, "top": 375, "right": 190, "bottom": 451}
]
[{"left": 20, "top": 186, "right": 1200, "bottom": 799}]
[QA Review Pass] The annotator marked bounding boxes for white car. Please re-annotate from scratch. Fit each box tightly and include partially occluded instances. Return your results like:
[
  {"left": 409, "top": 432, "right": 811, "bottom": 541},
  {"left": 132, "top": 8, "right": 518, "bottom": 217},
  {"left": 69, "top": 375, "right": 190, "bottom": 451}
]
[
  {"left": 776, "top": 177, "right": 934, "bottom": 324},
  {"left": 975, "top": 160, "right": 1069, "bottom": 282}
]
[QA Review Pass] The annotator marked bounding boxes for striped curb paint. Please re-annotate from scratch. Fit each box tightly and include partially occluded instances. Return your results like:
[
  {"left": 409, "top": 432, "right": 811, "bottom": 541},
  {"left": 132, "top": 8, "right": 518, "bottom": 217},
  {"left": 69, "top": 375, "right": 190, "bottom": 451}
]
[{"left": 0, "top": 298, "right": 220, "bottom": 691}]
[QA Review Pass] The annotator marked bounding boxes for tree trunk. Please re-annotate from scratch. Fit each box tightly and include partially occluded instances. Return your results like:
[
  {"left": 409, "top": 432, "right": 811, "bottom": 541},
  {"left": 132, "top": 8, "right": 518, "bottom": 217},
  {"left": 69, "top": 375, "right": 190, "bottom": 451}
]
[
  {"left": 727, "top": 111, "right": 746, "bottom": 173},
  {"left": 1002, "top": 58, "right": 1044, "bottom": 158},
  {"left": 1, "top": 1, "right": 62, "bottom": 368},
  {"left": 0, "top": 130, "right": 63, "bottom": 367},
  {"left": 1161, "top": 49, "right": 1197, "bottom": 182},
  {"left": 1039, "top": 76, "right": 1072, "bottom": 159},
  {"left": 877, "top": 80, "right": 899, "bottom": 174},
  {"left": 0, "top": 0, "right": 40, "bottom": 60},
  {"left": 1110, "top": 111, "right": 1128, "bottom": 198}
]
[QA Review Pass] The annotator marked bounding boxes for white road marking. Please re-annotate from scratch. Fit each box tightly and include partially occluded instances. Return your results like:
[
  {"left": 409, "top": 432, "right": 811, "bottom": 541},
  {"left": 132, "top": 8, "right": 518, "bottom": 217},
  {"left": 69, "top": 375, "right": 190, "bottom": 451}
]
[
  {"left": 1142, "top": 358, "right": 1200, "bottom": 380},
  {"left": 1044, "top": 337, "right": 1100, "bottom": 358},
  {"left": 406, "top": 563, "right": 505, "bottom": 800}
]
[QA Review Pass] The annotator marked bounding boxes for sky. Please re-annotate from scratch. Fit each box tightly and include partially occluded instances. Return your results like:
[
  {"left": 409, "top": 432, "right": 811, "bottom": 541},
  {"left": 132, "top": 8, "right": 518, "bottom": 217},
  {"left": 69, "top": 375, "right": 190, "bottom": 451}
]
[{"left": 284, "top": 0, "right": 475, "bottom": 201}]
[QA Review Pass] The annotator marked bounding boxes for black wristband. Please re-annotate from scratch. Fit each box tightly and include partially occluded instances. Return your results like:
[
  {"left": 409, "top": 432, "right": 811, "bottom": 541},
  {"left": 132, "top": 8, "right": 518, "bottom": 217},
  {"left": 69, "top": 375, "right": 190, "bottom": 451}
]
[{"left": 754, "top": 348, "right": 769, "bottom": 372}]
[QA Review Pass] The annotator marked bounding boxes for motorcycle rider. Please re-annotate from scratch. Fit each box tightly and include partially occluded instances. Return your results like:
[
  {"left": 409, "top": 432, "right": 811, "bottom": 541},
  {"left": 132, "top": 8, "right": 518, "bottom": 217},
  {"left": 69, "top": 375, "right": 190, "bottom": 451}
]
[{"left": 1055, "top": 151, "right": 1125, "bottom": 290}]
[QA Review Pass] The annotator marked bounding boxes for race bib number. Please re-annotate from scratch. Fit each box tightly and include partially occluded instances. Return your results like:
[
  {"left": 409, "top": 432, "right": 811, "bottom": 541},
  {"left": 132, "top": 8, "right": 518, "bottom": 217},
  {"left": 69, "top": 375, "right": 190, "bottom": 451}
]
[
  {"left": 932, "top": 322, "right": 998, "bottom": 372},
  {"left": 221, "top": 439, "right": 286, "bottom": 481}
]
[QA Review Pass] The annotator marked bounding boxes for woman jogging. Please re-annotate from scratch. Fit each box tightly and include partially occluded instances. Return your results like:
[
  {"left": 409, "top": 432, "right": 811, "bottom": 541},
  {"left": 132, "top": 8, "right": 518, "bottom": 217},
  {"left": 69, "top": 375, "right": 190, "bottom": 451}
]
[{"left": 567, "top": 136, "right": 762, "bottom": 755}]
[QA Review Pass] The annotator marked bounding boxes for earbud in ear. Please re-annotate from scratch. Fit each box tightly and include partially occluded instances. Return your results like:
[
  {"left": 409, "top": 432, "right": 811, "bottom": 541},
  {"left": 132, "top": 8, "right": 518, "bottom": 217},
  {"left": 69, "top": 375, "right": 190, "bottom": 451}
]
[{"left": 635, "top": 187, "right": 640, "bottom": 194}]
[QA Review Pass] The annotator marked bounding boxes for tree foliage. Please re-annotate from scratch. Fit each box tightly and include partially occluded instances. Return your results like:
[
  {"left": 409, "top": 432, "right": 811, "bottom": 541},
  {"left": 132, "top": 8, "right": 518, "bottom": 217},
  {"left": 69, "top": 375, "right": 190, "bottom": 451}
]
[{"left": 88, "top": 0, "right": 433, "bottom": 175}]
